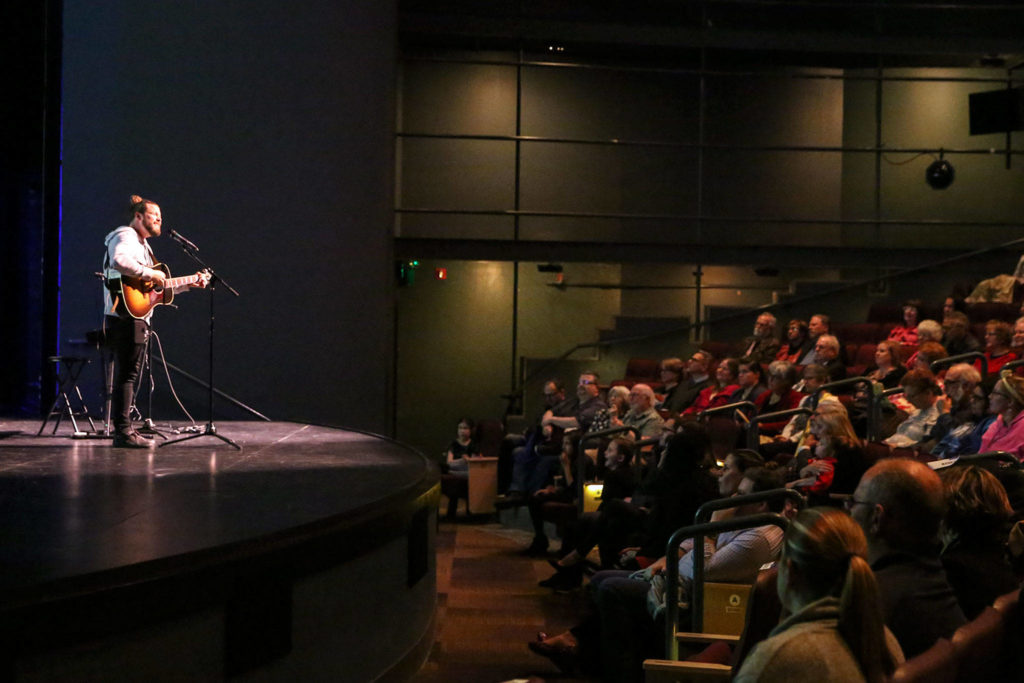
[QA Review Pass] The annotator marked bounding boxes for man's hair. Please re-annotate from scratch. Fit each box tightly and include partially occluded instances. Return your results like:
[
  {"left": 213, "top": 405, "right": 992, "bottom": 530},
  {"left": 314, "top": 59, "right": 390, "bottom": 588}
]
[
  {"left": 944, "top": 362, "right": 981, "bottom": 386},
  {"left": 757, "top": 313, "right": 777, "bottom": 330},
  {"left": 742, "top": 467, "right": 786, "bottom": 511},
  {"left": 660, "top": 358, "right": 684, "bottom": 376},
  {"left": 900, "top": 368, "right": 938, "bottom": 394},
  {"left": 916, "top": 320, "right": 943, "bottom": 343},
  {"left": 915, "top": 341, "right": 948, "bottom": 366},
  {"left": 692, "top": 350, "right": 713, "bottom": 371},
  {"left": 811, "top": 313, "right": 830, "bottom": 330},
  {"left": 816, "top": 334, "right": 840, "bottom": 354},
  {"left": 864, "top": 459, "right": 945, "bottom": 549},
  {"left": 630, "top": 383, "right": 655, "bottom": 403},
  {"left": 128, "top": 194, "right": 156, "bottom": 220},
  {"left": 579, "top": 370, "right": 600, "bottom": 382}
]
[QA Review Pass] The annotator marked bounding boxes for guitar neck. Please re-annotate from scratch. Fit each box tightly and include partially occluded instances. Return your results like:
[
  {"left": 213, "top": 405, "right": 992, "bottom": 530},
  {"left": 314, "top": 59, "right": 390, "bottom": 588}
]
[{"left": 165, "top": 273, "right": 201, "bottom": 289}]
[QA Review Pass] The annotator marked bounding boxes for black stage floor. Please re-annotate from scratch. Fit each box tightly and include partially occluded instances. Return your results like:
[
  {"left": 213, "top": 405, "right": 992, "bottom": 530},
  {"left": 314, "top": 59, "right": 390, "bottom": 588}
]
[
  {"left": 0, "top": 418, "right": 439, "bottom": 680},
  {"left": 0, "top": 419, "right": 432, "bottom": 594}
]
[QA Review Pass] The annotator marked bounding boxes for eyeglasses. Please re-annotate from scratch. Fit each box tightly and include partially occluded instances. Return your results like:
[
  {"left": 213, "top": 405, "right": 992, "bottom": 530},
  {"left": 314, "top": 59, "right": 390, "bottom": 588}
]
[
  {"left": 578, "top": 378, "right": 596, "bottom": 385},
  {"left": 844, "top": 496, "right": 875, "bottom": 511}
]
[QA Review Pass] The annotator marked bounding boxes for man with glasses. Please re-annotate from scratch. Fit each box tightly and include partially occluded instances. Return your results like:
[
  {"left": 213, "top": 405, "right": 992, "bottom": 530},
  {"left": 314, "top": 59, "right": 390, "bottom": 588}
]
[
  {"left": 542, "top": 372, "right": 607, "bottom": 434},
  {"left": 923, "top": 363, "right": 981, "bottom": 450},
  {"left": 667, "top": 351, "right": 714, "bottom": 416},
  {"left": 846, "top": 459, "right": 965, "bottom": 657}
]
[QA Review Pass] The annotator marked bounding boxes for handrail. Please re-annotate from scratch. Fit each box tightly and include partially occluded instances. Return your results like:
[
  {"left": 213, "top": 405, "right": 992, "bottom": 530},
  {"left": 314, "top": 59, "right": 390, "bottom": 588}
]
[
  {"left": 955, "top": 451, "right": 1019, "bottom": 469},
  {"left": 747, "top": 406, "right": 811, "bottom": 450},
  {"left": 1003, "top": 359, "right": 1024, "bottom": 373},
  {"left": 663, "top": 512, "right": 791, "bottom": 659},
  {"left": 818, "top": 376, "right": 887, "bottom": 440},
  {"left": 931, "top": 351, "right": 986, "bottom": 376}
]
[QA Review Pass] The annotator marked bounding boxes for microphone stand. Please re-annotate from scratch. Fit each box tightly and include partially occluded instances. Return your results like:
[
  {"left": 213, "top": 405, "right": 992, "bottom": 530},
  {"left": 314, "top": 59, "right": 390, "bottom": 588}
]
[{"left": 160, "top": 235, "right": 241, "bottom": 450}]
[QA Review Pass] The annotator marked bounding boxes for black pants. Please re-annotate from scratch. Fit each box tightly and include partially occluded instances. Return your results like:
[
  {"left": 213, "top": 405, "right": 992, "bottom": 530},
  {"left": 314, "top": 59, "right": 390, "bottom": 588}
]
[{"left": 106, "top": 315, "right": 149, "bottom": 436}]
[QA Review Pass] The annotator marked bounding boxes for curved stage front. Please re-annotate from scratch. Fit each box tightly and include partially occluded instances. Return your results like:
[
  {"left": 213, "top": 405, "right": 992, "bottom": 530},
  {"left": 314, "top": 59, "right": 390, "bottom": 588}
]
[{"left": 0, "top": 419, "right": 439, "bottom": 682}]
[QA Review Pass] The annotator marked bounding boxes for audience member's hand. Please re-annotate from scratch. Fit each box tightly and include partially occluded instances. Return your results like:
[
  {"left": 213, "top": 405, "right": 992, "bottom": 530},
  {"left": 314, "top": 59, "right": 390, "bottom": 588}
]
[
  {"left": 801, "top": 460, "right": 833, "bottom": 478},
  {"left": 647, "top": 556, "right": 667, "bottom": 575}
]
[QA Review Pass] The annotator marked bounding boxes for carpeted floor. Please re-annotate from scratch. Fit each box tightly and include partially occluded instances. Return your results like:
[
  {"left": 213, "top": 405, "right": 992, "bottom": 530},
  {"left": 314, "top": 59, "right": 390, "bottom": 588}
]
[{"left": 412, "top": 516, "right": 602, "bottom": 683}]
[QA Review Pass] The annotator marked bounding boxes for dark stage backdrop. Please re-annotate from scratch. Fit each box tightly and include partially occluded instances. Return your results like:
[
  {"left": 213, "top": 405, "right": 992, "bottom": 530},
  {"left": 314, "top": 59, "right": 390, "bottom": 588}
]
[{"left": 60, "top": 1, "right": 396, "bottom": 434}]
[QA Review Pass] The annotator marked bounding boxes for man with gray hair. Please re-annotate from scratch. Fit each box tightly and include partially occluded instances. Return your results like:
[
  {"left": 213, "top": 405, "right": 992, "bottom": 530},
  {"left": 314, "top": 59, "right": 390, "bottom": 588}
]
[
  {"left": 811, "top": 334, "right": 846, "bottom": 383},
  {"left": 929, "top": 363, "right": 992, "bottom": 455},
  {"left": 739, "top": 312, "right": 781, "bottom": 364},
  {"left": 848, "top": 459, "right": 965, "bottom": 657},
  {"left": 622, "top": 384, "right": 665, "bottom": 440}
]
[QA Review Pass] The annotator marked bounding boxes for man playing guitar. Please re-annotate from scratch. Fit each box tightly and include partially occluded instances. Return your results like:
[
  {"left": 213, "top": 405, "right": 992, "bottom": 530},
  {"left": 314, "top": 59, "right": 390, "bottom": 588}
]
[{"left": 103, "top": 195, "right": 209, "bottom": 448}]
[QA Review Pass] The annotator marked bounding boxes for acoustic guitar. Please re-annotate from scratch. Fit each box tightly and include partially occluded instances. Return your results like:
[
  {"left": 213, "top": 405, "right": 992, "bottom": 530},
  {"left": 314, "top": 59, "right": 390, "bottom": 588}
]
[{"left": 111, "top": 263, "right": 208, "bottom": 319}]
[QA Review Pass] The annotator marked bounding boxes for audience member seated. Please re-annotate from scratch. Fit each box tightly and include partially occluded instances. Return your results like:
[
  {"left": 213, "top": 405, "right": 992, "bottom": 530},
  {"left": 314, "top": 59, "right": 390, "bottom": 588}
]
[
  {"left": 498, "top": 375, "right": 595, "bottom": 507},
  {"left": 788, "top": 402, "right": 869, "bottom": 501},
  {"left": 1013, "top": 316, "right": 1024, "bottom": 354},
  {"left": 904, "top": 320, "right": 943, "bottom": 369},
  {"left": 730, "top": 359, "right": 769, "bottom": 406},
  {"left": 542, "top": 428, "right": 715, "bottom": 586},
  {"left": 523, "top": 433, "right": 585, "bottom": 556},
  {"left": 671, "top": 351, "right": 715, "bottom": 415},
  {"left": 942, "top": 310, "right": 981, "bottom": 356},
  {"left": 887, "top": 299, "right": 922, "bottom": 345},
  {"left": 810, "top": 334, "right": 846, "bottom": 383},
  {"left": 865, "top": 340, "right": 907, "bottom": 389},
  {"left": 498, "top": 378, "right": 574, "bottom": 494},
  {"left": 938, "top": 465, "right": 1018, "bottom": 620},
  {"left": 932, "top": 380, "right": 993, "bottom": 456},
  {"left": 528, "top": 467, "right": 786, "bottom": 683},
  {"left": 738, "top": 312, "right": 781, "bottom": 364},
  {"left": 979, "top": 372, "right": 1024, "bottom": 461},
  {"left": 762, "top": 364, "right": 838, "bottom": 464},
  {"left": 588, "top": 385, "right": 630, "bottom": 434},
  {"left": 926, "top": 363, "right": 984, "bottom": 453},
  {"left": 440, "top": 417, "right": 482, "bottom": 519},
  {"left": 965, "top": 253, "right": 1024, "bottom": 304},
  {"left": 532, "top": 436, "right": 634, "bottom": 583},
  {"left": 734, "top": 507, "right": 903, "bottom": 683},
  {"left": 775, "top": 318, "right": 811, "bottom": 363},
  {"left": 654, "top": 358, "right": 687, "bottom": 415},
  {"left": 884, "top": 369, "right": 942, "bottom": 449},
  {"left": 906, "top": 340, "right": 948, "bottom": 394},
  {"left": 847, "top": 459, "right": 966, "bottom": 657},
  {"left": 755, "top": 361, "right": 805, "bottom": 437},
  {"left": 681, "top": 358, "right": 740, "bottom": 418},
  {"left": 979, "top": 319, "right": 1019, "bottom": 377},
  {"left": 622, "top": 383, "right": 666, "bottom": 442},
  {"left": 798, "top": 313, "right": 833, "bottom": 364}
]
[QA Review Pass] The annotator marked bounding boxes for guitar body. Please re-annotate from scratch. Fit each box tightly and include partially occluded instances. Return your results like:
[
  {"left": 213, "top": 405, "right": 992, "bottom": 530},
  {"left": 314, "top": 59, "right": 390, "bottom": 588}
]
[{"left": 117, "top": 263, "right": 175, "bottom": 319}]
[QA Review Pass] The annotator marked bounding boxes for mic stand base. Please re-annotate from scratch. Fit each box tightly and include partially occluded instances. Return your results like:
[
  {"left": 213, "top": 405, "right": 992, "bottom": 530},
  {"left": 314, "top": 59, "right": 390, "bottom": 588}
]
[
  {"left": 138, "top": 418, "right": 168, "bottom": 440},
  {"left": 160, "top": 421, "right": 240, "bottom": 450}
]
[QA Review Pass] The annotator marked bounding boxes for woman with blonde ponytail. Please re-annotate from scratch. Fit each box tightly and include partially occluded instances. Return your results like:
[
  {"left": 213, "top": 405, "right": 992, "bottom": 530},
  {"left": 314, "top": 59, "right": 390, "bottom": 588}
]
[{"left": 734, "top": 507, "right": 903, "bottom": 682}]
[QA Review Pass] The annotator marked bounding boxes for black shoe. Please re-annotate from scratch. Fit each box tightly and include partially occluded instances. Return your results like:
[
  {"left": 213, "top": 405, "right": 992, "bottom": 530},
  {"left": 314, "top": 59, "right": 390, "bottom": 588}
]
[
  {"left": 494, "top": 492, "right": 526, "bottom": 510},
  {"left": 112, "top": 431, "right": 153, "bottom": 449}
]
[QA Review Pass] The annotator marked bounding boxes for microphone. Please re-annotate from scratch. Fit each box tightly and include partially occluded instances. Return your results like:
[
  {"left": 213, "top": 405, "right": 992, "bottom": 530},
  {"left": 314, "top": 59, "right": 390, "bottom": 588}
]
[{"left": 169, "top": 229, "right": 199, "bottom": 252}]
